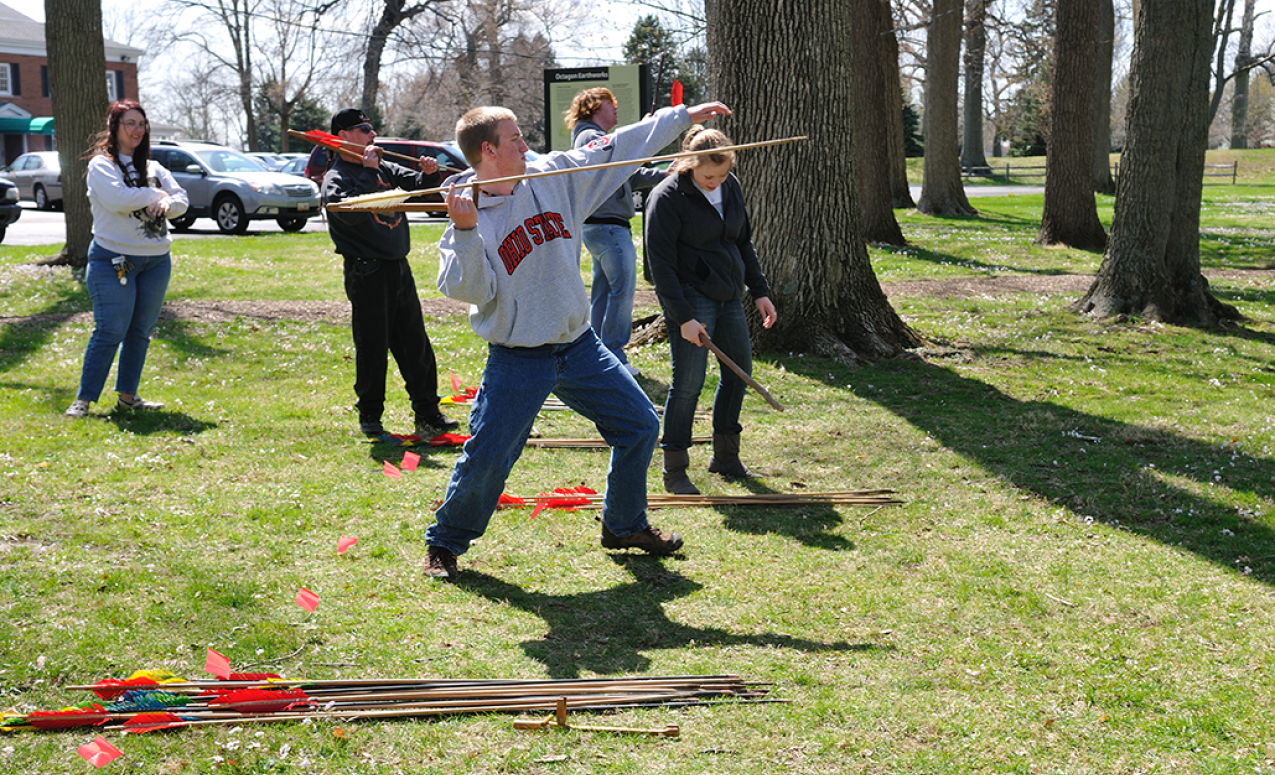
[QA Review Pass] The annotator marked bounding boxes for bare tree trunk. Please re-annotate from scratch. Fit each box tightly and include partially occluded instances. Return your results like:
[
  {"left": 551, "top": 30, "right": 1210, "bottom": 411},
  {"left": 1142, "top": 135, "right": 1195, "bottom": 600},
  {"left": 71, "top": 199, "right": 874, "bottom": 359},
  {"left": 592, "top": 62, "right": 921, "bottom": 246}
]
[
  {"left": 1092, "top": 0, "right": 1115, "bottom": 194},
  {"left": 1073, "top": 0, "right": 1239, "bottom": 325},
  {"left": 705, "top": 0, "right": 921, "bottom": 363},
  {"left": 852, "top": 0, "right": 905, "bottom": 245},
  {"left": 1230, "top": 0, "right": 1256, "bottom": 149},
  {"left": 879, "top": 0, "right": 915, "bottom": 209},
  {"left": 961, "top": 1, "right": 990, "bottom": 173},
  {"left": 1037, "top": 0, "right": 1107, "bottom": 250},
  {"left": 40, "top": 0, "right": 108, "bottom": 268},
  {"left": 918, "top": 0, "right": 977, "bottom": 216},
  {"left": 361, "top": 0, "right": 443, "bottom": 115}
]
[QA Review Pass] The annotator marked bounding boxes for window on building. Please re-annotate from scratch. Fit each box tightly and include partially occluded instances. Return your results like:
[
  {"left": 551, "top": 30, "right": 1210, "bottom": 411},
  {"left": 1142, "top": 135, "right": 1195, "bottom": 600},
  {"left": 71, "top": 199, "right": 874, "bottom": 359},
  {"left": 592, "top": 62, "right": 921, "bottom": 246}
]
[
  {"left": 106, "top": 72, "right": 116, "bottom": 101},
  {"left": 0, "top": 64, "right": 11, "bottom": 96}
]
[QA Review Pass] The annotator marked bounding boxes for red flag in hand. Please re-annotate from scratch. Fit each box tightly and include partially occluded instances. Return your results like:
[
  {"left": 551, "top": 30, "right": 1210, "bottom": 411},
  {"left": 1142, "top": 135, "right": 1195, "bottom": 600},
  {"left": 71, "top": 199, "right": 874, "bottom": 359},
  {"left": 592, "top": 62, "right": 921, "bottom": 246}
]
[{"left": 671, "top": 80, "right": 683, "bottom": 106}]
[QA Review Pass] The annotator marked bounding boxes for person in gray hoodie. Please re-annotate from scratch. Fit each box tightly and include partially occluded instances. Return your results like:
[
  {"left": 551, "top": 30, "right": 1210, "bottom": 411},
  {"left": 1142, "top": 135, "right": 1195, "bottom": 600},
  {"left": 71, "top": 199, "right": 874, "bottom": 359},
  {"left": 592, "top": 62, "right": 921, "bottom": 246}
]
[
  {"left": 567, "top": 87, "right": 665, "bottom": 375},
  {"left": 424, "top": 100, "right": 732, "bottom": 581}
]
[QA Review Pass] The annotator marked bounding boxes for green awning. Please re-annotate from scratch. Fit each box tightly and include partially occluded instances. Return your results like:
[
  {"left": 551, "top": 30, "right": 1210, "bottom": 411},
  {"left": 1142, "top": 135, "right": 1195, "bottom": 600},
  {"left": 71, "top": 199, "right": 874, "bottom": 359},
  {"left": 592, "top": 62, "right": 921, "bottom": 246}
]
[{"left": 0, "top": 117, "right": 54, "bottom": 134}]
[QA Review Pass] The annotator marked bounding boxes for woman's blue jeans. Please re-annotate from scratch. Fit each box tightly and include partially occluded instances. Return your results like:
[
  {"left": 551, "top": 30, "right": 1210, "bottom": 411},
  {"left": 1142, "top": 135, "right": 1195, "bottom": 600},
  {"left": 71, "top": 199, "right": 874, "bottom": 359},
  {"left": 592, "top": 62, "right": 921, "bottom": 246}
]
[
  {"left": 661, "top": 286, "right": 751, "bottom": 451},
  {"left": 426, "top": 331, "right": 659, "bottom": 556},
  {"left": 76, "top": 241, "right": 172, "bottom": 401},
  {"left": 582, "top": 223, "right": 637, "bottom": 365}
]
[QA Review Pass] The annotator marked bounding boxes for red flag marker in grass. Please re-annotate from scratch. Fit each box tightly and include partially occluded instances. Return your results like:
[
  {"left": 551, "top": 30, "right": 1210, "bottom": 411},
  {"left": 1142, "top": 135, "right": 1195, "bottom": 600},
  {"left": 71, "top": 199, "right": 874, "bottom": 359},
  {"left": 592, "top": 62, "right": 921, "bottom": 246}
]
[
  {"left": 449, "top": 372, "right": 461, "bottom": 392},
  {"left": 401, "top": 450, "right": 420, "bottom": 472},
  {"left": 205, "top": 648, "right": 231, "bottom": 679},
  {"left": 78, "top": 735, "right": 123, "bottom": 767},
  {"left": 295, "top": 587, "right": 320, "bottom": 612},
  {"left": 337, "top": 536, "right": 358, "bottom": 554},
  {"left": 383, "top": 461, "right": 401, "bottom": 479}
]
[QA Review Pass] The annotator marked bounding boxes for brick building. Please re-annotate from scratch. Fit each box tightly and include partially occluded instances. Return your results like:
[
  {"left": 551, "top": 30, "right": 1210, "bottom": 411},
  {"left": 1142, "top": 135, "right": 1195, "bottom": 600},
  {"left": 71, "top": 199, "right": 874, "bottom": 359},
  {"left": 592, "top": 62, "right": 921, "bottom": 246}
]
[{"left": 0, "top": 2, "right": 143, "bottom": 166}]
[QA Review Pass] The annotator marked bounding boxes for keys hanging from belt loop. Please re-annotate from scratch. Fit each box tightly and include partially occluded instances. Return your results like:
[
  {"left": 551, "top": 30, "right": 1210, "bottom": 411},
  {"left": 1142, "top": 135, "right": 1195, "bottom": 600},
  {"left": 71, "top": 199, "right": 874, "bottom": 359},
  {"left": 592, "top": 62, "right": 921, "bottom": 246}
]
[{"left": 111, "top": 256, "right": 134, "bottom": 286}]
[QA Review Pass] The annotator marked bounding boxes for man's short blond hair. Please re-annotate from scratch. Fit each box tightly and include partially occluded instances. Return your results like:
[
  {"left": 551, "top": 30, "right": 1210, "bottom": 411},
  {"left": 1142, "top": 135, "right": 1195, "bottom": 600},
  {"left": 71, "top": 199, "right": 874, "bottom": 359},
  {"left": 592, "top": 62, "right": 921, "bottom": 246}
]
[{"left": 455, "top": 106, "right": 518, "bottom": 167}]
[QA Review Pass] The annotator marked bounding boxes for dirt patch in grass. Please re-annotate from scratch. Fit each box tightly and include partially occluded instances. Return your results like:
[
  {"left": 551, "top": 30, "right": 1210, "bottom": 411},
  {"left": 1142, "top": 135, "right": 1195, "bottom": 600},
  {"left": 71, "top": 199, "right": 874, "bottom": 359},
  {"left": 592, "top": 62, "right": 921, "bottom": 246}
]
[{"left": 4, "top": 269, "right": 1272, "bottom": 326}]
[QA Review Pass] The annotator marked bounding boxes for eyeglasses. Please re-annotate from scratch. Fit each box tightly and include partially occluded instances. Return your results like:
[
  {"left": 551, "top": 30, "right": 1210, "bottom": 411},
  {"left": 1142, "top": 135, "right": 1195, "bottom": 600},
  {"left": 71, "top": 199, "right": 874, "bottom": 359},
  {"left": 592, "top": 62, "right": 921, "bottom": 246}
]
[
  {"left": 121, "top": 120, "right": 148, "bottom": 130},
  {"left": 351, "top": 123, "right": 374, "bottom": 133}
]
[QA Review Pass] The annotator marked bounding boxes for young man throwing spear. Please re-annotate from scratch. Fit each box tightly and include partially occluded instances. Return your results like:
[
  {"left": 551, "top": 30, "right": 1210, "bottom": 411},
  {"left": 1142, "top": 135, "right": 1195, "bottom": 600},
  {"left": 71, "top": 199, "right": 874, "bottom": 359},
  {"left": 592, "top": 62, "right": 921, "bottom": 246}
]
[{"left": 424, "top": 100, "right": 732, "bottom": 581}]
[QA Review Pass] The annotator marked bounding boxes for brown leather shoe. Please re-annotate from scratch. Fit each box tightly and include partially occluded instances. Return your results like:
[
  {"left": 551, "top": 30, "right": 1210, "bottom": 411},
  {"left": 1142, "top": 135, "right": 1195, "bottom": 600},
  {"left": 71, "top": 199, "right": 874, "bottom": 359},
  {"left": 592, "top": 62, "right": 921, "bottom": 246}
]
[
  {"left": 426, "top": 546, "right": 459, "bottom": 582},
  {"left": 601, "top": 525, "right": 684, "bottom": 556}
]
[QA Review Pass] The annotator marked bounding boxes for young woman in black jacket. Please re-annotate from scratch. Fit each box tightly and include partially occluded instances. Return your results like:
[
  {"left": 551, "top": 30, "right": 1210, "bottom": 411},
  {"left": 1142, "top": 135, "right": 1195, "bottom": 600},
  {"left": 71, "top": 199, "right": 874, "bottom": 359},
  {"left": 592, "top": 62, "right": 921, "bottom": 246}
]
[{"left": 644, "top": 127, "right": 778, "bottom": 494}]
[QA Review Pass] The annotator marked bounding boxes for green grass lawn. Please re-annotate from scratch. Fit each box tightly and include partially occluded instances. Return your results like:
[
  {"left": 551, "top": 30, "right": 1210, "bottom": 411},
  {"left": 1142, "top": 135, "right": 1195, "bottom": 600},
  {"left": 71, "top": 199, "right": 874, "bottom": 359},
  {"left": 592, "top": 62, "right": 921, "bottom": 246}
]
[{"left": 2, "top": 176, "right": 1275, "bottom": 773}]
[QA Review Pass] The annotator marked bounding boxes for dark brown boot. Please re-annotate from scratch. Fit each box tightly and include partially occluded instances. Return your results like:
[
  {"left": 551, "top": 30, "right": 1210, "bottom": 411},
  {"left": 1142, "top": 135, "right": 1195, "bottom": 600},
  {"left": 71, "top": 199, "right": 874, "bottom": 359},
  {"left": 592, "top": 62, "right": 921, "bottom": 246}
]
[
  {"left": 707, "top": 433, "right": 751, "bottom": 478},
  {"left": 662, "top": 449, "right": 701, "bottom": 495}
]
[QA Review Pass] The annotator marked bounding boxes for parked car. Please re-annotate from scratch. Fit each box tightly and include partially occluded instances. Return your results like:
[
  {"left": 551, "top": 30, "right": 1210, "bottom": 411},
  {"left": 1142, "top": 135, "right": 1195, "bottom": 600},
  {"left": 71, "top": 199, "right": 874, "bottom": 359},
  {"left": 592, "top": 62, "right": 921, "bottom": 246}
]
[
  {"left": 279, "top": 156, "right": 309, "bottom": 177},
  {"left": 305, "top": 139, "right": 468, "bottom": 194},
  {"left": 2, "top": 151, "right": 62, "bottom": 210},
  {"left": 150, "top": 140, "right": 321, "bottom": 234},
  {"left": 0, "top": 178, "right": 22, "bottom": 242}
]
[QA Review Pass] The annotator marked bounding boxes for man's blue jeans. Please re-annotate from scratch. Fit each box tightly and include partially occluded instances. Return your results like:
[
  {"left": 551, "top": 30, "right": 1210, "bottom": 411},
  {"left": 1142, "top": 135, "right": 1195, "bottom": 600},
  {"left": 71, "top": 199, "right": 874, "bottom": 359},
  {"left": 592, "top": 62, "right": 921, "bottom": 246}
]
[
  {"left": 661, "top": 286, "right": 751, "bottom": 451},
  {"left": 426, "top": 331, "right": 659, "bottom": 556},
  {"left": 76, "top": 241, "right": 172, "bottom": 401},
  {"left": 582, "top": 223, "right": 637, "bottom": 365}
]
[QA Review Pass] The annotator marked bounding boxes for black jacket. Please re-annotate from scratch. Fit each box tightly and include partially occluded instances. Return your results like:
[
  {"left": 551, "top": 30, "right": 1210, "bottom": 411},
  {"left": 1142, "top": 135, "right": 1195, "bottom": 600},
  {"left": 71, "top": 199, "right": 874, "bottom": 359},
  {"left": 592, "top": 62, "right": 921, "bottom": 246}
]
[
  {"left": 643, "top": 171, "right": 771, "bottom": 325},
  {"left": 323, "top": 158, "right": 441, "bottom": 261}
]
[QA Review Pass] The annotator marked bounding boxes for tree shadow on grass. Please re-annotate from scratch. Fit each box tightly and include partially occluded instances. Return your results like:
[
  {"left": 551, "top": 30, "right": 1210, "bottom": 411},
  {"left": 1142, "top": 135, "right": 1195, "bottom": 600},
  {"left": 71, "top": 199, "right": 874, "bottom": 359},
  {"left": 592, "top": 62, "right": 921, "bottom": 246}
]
[
  {"left": 783, "top": 356, "right": 1275, "bottom": 586},
  {"left": 0, "top": 292, "right": 90, "bottom": 374},
  {"left": 708, "top": 476, "right": 854, "bottom": 551},
  {"left": 457, "top": 557, "right": 883, "bottom": 678}
]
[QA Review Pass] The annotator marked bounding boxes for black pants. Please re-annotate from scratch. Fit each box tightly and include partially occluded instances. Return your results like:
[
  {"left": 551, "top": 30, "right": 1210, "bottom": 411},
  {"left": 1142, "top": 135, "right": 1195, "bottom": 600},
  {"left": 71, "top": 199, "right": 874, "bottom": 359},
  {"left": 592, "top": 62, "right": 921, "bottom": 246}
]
[{"left": 343, "top": 257, "right": 439, "bottom": 424}]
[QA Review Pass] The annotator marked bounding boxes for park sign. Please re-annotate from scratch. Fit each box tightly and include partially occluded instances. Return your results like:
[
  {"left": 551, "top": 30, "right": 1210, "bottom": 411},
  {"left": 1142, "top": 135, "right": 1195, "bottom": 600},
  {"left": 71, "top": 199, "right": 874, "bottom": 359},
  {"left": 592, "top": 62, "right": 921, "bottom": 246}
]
[{"left": 542, "top": 64, "right": 647, "bottom": 152}]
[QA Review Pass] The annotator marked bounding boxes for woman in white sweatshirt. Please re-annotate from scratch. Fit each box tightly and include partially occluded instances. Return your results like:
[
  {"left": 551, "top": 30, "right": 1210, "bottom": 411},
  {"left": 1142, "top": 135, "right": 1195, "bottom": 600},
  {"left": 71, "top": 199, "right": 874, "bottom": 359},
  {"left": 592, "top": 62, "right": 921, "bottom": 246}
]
[{"left": 65, "top": 100, "right": 188, "bottom": 418}]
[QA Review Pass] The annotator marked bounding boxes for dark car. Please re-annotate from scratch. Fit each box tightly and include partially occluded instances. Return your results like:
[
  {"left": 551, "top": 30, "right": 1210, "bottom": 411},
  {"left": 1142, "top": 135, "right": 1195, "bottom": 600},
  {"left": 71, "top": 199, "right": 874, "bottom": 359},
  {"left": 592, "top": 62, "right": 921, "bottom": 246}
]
[
  {"left": 0, "top": 177, "right": 21, "bottom": 242},
  {"left": 305, "top": 139, "right": 468, "bottom": 196}
]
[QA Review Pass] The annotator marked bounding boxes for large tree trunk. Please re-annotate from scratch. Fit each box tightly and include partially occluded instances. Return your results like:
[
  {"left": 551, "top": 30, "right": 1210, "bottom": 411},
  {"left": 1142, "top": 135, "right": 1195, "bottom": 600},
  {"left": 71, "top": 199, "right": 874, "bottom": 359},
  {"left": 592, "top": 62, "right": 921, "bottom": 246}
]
[
  {"left": 917, "top": 0, "right": 977, "bottom": 216},
  {"left": 1036, "top": 0, "right": 1107, "bottom": 250},
  {"left": 1073, "top": 0, "right": 1240, "bottom": 325},
  {"left": 40, "top": 0, "right": 108, "bottom": 268},
  {"left": 851, "top": 0, "right": 905, "bottom": 245},
  {"left": 879, "top": 0, "right": 915, "bottom": 209},
  {"left": 960, "top": 1, "right": 990, "bottom": 174},
  {"left": 1230, "top": 0, "right": 1256, "bottom": 149},
  {"left": 361, "top": 1, "right": 441, "bottom": 115},
  {"left": 705, "top": 0, "right": 921, "bottom": 363},
  {"left": 1092, "top": 0, "right": 1115, "bottom": 194}
]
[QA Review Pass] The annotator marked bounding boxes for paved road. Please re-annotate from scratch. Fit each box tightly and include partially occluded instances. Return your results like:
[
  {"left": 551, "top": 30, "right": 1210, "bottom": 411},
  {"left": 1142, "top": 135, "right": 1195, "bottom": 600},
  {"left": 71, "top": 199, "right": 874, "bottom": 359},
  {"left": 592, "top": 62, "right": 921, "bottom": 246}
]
[{"left": 0, "top": 203, "right": 444, "bottom": 247}]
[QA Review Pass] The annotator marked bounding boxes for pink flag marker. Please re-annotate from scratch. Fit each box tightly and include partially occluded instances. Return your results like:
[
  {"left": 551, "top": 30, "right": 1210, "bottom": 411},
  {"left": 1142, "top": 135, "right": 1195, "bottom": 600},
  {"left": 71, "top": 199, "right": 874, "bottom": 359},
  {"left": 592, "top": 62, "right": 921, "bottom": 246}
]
[
  {"left": 78, "top": 735, "right": 123, "bottom": 768},
  {"left": 450, "top": 372, "right": 462, "bottom": 392},
  {"left": 401, "top": 450, "right": 420, "bottom": 472},
  {"left": 205, "top": 648, "right": 231, "bottom": 679},
  {"left": 337, "top": 536, "right": 358, "bottom": 554},
  {"left": 383, "top": 461, "right": 401, "bottom": 479},
  {"left": 295, "top": 587, "right": 320, "bottom": 612}
]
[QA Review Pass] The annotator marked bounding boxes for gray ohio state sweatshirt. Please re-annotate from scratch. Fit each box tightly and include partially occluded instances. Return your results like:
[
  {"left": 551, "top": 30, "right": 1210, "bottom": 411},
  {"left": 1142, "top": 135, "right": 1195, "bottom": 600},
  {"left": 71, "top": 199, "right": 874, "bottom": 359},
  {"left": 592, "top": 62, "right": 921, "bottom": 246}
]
[{"left": 438, "top": 105, "right": 691, "bottom": 348}]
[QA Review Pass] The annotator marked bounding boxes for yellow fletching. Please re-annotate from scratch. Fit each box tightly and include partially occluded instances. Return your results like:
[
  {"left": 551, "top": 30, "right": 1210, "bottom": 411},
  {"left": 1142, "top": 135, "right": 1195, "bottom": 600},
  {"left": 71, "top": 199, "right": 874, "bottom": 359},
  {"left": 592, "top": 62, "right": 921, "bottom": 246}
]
[{"left": 329, "top": 189, "right": 415, "bottom": 211}]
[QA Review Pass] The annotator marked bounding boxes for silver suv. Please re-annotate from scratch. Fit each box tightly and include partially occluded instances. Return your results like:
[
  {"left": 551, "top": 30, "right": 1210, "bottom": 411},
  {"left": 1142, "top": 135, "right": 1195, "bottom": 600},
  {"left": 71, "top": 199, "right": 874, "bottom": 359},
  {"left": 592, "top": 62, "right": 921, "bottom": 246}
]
[{"left": 151, "top": 141, "right": 321, "bottom": 234}]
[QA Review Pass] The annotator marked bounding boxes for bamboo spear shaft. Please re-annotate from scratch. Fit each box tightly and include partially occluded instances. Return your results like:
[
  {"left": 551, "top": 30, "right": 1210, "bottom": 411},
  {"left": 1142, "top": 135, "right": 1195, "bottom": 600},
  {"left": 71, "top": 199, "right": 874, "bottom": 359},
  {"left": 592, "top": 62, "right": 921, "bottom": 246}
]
[
  {"left": 699, "top": 332, "right": 784, "bottom": 411},
  {"left": 327, "top": 136, "right": 808, "bottom": 211},
  {"left": 71, "top": 673, "right": 750, "bottom": 693},
  {"left": 286, "top": 129, "right": 464, "bottom": 173}
]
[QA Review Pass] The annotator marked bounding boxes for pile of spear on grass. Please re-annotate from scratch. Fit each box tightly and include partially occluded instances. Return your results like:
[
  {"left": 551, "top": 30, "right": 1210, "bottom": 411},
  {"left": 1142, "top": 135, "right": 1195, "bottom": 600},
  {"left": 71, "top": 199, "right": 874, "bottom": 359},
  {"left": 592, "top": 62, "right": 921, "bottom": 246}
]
[{"left": 2, "top": 672, "right": 778, "bottom": 737}]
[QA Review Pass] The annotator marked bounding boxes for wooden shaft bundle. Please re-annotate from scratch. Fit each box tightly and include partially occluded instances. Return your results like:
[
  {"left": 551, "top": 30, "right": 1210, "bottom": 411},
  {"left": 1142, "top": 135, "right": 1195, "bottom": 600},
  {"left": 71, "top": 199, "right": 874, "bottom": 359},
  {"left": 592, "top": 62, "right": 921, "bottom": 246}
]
[{"left": 18, "top": 674, "right": 780, "bottom": 735}]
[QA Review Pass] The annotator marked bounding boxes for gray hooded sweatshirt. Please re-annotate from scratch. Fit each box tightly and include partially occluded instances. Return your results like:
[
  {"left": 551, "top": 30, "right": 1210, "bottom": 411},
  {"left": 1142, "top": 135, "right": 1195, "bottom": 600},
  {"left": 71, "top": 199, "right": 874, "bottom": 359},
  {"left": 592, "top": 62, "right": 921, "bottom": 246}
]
[{"left": 437, "top": 105, "right": 691, "bottom": 348}]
